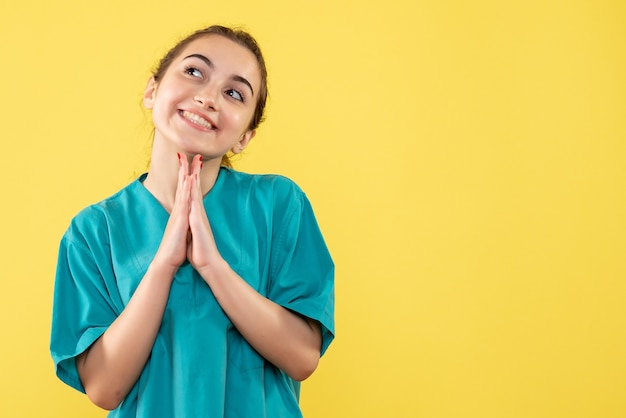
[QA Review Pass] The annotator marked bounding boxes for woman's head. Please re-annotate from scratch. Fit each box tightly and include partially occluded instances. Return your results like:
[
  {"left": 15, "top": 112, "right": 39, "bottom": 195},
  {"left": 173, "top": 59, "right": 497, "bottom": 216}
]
[{"left": 151, "top": 25, "right": 268, "bottom": 166}]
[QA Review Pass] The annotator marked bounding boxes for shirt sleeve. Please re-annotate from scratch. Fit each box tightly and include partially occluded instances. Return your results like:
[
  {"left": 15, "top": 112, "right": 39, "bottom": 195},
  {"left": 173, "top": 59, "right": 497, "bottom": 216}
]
[
  {"left": 50, "top": 213, "right": 119, "bottom": 393},
  {"left": 268, "top": 187, "right": 335, "bottom": 356}
]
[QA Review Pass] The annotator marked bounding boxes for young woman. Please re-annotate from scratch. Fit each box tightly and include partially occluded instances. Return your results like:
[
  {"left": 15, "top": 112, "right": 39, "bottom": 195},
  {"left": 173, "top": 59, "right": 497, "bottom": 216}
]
[{"left": 50, "top": 25, "right": 335, "bottom": 417}]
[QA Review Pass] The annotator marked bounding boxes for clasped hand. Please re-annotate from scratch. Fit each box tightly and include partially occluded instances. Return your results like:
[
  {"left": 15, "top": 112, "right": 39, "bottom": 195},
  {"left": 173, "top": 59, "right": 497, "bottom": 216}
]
[{"left": 154, "top": 154, "right": 221, "bottom": 274}]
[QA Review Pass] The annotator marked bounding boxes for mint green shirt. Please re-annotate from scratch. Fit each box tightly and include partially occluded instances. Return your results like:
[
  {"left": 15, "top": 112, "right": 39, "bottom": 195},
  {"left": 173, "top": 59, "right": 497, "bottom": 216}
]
[{"left": 50, "top": 167, "right": 335, "bottom": 417}]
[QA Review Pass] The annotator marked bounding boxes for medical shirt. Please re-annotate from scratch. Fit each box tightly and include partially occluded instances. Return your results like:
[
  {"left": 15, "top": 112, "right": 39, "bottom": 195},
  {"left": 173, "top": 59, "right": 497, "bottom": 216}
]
[{"left": 50, "top": 167, "right": 335, "bottom": 417}]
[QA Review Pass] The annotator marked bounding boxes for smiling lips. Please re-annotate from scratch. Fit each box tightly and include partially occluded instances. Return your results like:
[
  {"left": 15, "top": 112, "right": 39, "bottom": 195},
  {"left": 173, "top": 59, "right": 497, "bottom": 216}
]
[{"left": 181, "top": 110, "right": 215, "bottom": 130}]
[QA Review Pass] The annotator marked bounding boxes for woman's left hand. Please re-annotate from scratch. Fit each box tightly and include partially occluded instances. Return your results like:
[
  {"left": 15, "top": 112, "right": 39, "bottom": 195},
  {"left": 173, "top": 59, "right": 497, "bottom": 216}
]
[{"left": 186, "top": 155, "right": 223, "bottom": 273}]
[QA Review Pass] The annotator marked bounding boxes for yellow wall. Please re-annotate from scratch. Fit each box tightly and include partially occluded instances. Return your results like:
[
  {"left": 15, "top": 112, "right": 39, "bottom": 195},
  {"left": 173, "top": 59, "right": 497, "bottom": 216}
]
[{"left": 1, "top": 1, "right": 625, "bottom": 417}]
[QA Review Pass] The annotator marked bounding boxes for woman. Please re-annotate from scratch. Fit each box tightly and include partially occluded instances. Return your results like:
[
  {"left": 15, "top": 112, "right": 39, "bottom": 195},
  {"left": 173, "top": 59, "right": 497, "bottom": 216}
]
[{"left": 50, "top": 25, "right": 335, "bottom": 417}]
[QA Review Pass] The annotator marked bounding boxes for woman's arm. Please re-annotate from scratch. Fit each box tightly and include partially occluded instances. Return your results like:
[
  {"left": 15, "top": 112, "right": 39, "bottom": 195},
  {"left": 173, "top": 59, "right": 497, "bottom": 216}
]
[
  {"left": 186, "top": 164, "right": 322, "bottom": 381},
  {"left": 198, "top": 260, "right": 322, "bottom": 381},
  {"left": 76, "top": 261, "right": 177, "bottom": 410},
  {"left": 77, "top": 162, "right": 194, "bottom": 410}
]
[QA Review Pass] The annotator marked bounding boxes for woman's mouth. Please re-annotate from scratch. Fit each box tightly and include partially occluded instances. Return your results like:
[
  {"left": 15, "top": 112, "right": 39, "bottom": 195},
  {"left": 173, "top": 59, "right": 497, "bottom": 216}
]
[{"left": 180, "top": 110, "right": 214, "bottom": 130}]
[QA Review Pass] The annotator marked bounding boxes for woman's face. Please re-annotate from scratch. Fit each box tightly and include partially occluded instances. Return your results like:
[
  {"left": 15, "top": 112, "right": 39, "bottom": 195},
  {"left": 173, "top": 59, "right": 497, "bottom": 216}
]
[{"left": 144, "top": 35, "right": 261, "bottom": 161}]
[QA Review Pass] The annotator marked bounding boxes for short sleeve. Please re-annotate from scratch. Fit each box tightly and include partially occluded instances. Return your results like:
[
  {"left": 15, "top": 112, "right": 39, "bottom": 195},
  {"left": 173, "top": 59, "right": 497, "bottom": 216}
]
[
  {"left": 50, "top": 217, "right": 119, "bottom": 393},
  {"left": 268, "top": 189, "right": 335, "bottom": 356}
]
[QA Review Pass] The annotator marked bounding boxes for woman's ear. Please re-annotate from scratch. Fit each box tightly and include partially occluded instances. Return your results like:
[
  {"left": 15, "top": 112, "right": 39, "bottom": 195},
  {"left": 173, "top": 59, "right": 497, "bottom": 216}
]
[
  {"left": 143, "top": 77, "right": 157, "bottom": 109},
  {"left": 232, "top": 130, "right": 256, "bottom": 154}
]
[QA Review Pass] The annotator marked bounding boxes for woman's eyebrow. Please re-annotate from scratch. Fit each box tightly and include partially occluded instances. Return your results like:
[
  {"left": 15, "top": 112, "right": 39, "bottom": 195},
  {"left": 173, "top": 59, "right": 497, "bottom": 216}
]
[
  {"left": 185, "top": 53, "right": 214, "bottom": 69},
  {"left": 232, "top": 75, "right": 254, "bottom": 96},
  {"left": 184, "top": 53, "right": 255, "bottom": 96}
]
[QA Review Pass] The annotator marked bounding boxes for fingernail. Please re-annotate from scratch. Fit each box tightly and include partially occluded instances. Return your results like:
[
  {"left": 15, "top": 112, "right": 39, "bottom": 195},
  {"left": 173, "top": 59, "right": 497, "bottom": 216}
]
[
  {"left": 199, "top": 155, "right": 203, "bottom": 161},
  {"left": 177, "top": 152, "right": 181, "bottom": 160}
]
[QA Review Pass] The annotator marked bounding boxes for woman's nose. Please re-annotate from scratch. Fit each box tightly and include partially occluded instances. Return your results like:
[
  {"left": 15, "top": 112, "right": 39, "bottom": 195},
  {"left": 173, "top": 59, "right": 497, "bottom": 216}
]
[{"left": 194, "top": 86, "right": 219, "bottom": 109}]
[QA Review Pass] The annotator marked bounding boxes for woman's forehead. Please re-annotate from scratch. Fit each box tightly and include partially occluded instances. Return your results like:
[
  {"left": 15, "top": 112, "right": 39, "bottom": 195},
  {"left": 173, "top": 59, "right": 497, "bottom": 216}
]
[{"left": 178, "top": 35, "right": 260, "bottom": 77}]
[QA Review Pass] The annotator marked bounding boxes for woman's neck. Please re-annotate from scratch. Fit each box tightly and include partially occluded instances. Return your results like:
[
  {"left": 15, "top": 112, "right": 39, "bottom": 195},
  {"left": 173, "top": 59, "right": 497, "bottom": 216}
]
[{"left": 142, "top": 140, "right": 222, "bottom": 213}]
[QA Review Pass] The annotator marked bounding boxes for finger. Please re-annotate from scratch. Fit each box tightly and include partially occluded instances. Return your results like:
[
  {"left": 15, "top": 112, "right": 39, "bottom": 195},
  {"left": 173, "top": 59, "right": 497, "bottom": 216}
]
[
  {"left": 189, "top": 156, "right": 203, "bottom": 205},
  {"left": 180, "top": 152, "right": 190, "bottom": 175},
  {"left": 170, "top": 177, "right": 190, "bottom": 228},
  {"left": 189, "top": 172, "right": 203, "bottom": 215},
  {"left": 188, "top": 173, "right": 207, "bottom": 233},
  {"left": 190, "top": 154, "right": 203, "bottom": 176},
  {"left": 176, "top": 153, "right": 186, "bottom": 193},
  {"left": 179, "top": 174, "right": 192, "bottom": 207},
  {"left": 173, "top": 154, "right": 190, "bottom": 213}
]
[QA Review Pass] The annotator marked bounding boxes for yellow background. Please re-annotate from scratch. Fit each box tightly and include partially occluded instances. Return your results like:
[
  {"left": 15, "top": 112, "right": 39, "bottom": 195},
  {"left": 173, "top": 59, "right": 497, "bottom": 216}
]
[{"left": 1, "top": 0, "right": 625, "bottom": 417}]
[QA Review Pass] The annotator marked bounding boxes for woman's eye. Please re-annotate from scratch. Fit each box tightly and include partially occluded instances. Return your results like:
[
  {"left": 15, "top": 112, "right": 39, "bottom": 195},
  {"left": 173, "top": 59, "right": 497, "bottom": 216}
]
[
  {"left": 226, "top": 89, "right": 244, "bottom": 102},
  {"left": 185, "top": 67, "right": 203, "bottom": 78}
]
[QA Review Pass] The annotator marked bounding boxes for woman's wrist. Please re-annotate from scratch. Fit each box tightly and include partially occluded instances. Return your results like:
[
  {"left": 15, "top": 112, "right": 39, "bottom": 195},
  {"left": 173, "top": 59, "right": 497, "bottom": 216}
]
[
  {"left": 195, "top": 256, "right": 230, "bottom": 284},
  {"left": 148, "top": 256, "right": 180, "bottom": 281}
]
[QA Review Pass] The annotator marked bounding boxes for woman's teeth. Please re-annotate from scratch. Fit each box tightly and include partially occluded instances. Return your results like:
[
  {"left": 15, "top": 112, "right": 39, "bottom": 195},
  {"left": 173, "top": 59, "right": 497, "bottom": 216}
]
[{"left": 182, "top": 111, "right": 213, "bottom": 129}]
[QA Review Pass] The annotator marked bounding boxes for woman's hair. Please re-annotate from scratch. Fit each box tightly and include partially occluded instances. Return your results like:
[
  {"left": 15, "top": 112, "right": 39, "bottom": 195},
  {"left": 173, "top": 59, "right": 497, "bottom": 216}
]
[{"left": 152, "top": 25, "right": 268, "bottom": 167}]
